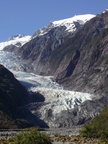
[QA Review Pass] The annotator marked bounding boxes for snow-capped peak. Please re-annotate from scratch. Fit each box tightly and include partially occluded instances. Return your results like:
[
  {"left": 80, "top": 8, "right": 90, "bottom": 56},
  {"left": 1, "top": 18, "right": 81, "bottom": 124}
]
[
  {"left": 32, "top": 14, "right": 95, "bottom": 38},
  {"left": 8, "top": 34, "right": 26, "bottom": 41},
  {"left": 0, "top": 35, "right": 31, "bottom": 50},
  {"left": 52, "top": 14, "right": 95, "bottom": 32},
  {"left": 102, "top": 8, "right": 108, "bottom": 14},
  {"left": 52, "top": 14, "right": 95, "bottom": 26}
]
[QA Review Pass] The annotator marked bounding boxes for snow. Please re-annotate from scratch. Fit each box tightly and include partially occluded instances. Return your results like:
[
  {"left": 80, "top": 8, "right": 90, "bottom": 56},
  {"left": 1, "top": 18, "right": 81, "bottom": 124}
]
[
  {"left": 31, "top": 88, "right": 93, "bottom": 115},
  {"left": 12, "top": 70, "right": 94, "bottom": 116},
  {"left": 52, "top": 14, "right": 95, "bottom": 32},
  {"left": 0, "top": 45, "right": 94, "bottom": 116},
  {"left": 0, "top": 35, "right": 31, "bottom": 50},
  {"left": 12, "top": 71, "right": 62, "bottom": 90},
  {"left": 32, "top": 14, "right": 95, "bottom": 38},
  {"left": 0, "top": 14, "right": 96, "bottom": 117},
  {"left": 0, "top": 51, "right": 25, "bottom": 71},
  {"left": 53, "top": 14, "right": 95, "bottom": 25},
  {"left": 102, "top": 8, "right": 108, "bottom": 13}
]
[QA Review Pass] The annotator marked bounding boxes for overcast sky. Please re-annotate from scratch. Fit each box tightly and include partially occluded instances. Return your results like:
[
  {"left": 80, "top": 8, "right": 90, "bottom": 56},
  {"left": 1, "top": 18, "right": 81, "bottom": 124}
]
[{"left": 0, "top": 0, "right": 108, "bottom": 42}]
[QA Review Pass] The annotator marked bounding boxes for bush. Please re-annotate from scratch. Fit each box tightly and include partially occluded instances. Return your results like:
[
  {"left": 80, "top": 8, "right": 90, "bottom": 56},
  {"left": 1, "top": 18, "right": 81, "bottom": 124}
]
[
  {"left": 80, "top": 125, "right": 96, "bottom": 138},
  {"left": 11, "top": 128, "right": 52, "bottom": 144},
  {"left": 80, "top": 106, "right": 108, "bottom": 141}
]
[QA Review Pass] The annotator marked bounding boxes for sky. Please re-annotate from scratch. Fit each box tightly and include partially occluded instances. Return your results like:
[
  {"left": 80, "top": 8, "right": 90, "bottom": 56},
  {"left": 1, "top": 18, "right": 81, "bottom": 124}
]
[{"left": 0, "top": 0, "right": 108, "bottom": 42}]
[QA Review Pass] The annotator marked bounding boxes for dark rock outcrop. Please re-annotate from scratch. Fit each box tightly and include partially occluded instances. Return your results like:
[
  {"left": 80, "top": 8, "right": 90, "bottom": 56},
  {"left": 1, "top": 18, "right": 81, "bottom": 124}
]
[
  {"left": 55, "top": 11, "right": 108, "bottom": 96},
  {"left": 0, "top": 65, "right": 49, "bottom": 128},
  {"left": 0, "top": 64, "right": 28, "bottom": 128}
]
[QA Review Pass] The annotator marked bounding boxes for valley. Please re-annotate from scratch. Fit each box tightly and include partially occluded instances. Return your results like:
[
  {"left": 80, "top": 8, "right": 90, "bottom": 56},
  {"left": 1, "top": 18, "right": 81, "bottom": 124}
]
[
  {"left": 0, "top": 50, "right": 94, "bottom": 128},
  {"left": 0, "top": 9, "right": 108, "bottom": 143}
]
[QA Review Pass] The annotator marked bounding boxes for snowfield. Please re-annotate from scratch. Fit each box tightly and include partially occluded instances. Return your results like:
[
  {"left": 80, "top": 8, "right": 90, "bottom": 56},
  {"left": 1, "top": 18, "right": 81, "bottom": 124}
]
[
  {"left": 0, "top": 35, "right": 31, "bottom": 50},
  {"left": 32, "top": 14, "right": 95, "bottom": 38},
  {"left": 52, "top": 14, "right": 95, "bottom": 32}
]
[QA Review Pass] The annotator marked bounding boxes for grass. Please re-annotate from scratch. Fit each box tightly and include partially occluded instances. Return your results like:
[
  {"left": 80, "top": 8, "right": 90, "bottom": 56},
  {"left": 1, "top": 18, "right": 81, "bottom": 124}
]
[
  {"left": 0, "top": 128, "right": 52, "bottom": 144},
  {"left": 80, "top": 106, "right": 108, "bottom": 142}
]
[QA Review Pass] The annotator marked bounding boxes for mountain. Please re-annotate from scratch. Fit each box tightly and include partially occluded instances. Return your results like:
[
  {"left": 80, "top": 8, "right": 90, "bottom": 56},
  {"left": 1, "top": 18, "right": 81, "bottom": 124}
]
[
  {"left": 3, "top": 14, "right": 95, "bottom": 74},
  {"left": 14, "top": 11, "right": 108, "bottom": 96},
  {"left": 32, "top": 14, "right": 95, "bottom": 39},
  {"left": 8, "top": 11, "right": 107, "bottom": 96},
  {"left": 0, "top": 41, "right": 97, "bottom": 128},
  {"left": 0, "top": 34, "right": 31, "bottom": 51},
  {"left": 1, "top": 10, "right": 108, "bottom": 128},
  {"left": 54, "top": 10, "right": 108, "bottom": 96}
]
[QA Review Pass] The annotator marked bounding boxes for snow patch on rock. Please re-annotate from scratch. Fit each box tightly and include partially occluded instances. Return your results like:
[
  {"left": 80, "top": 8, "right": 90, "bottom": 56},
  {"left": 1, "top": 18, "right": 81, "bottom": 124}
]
[
  {"left": 0, "top": 35, "right": 31, "bottom": 50},
  {"left": 32, "top": 14, "right": 95, "bottom": 38}
]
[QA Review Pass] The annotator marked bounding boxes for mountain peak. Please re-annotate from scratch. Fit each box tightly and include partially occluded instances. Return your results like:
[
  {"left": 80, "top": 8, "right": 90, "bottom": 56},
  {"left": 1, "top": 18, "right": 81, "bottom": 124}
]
[
  {"left": 52, "top": 14, "right": 95, "bottom": 26},
  {"left": 0, "top": 35, "right": 31, "bottom": 50},
  {"left": 32, "top": 14, "right": 95, "bottom": 39},
  {"left": 52, "top": 14, "right": 95, "bottom": 32},
  {"left": 8, "top": 34, "right": 26, "bottom": 41},
  {"left": 102, "top": 8, "right": 108, "bottom": 14}
]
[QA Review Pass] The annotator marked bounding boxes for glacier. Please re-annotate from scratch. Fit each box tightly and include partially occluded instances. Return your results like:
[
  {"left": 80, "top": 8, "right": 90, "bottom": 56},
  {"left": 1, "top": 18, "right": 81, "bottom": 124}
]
[
  {"left": 0, "top": 49, "right": 94, "bottom": 117},
  {"left": 0, "top": 14, "right": 96, "bottom": 127},
  {"left": 0, "top": 51, "right": 25, "bottom": 71},
  {"left": 12, "top": 70, "right": 94, "bottom": 118}
]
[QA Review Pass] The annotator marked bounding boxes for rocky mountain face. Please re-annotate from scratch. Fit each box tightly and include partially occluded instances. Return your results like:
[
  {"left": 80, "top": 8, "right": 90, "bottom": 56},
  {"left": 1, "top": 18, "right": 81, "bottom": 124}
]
[
  {"left": 9, "top": 11, "right": 107, "bottom": 97},
  {"left": 55, "top": 11, "right": 108, "bottom": 96},
  {"left": 6, "top": 14, "right": 94, "bottom": 74},
  {"left": 0, "top": 65, "right": 49, "bottom": 128},
  {"left": 0, "top": 64, "right": 28, "bottom": 128},
  {"left": 14, "top": 11, "right": 108, "bottom": 127},
  {"left": 1, "top": 11, "right": 108, "bottom": 128}
]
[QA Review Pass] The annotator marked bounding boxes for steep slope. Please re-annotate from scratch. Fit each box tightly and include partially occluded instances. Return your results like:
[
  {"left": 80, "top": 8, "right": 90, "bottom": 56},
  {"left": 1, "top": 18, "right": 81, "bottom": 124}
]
[
  {"left": 80, "top": 105, "right": 108, "bottom": 141},
  {"left": 1, "top": 10, "right": 108, "bottom": 128},
  {"left": 10, "top": 10, "right": 107, "bottom": 128},
  {"left": 13, "top": 11, "right": 108, "bottom": 96},
  {"left": 54, "top": 10, "right": 108, "bottom": 96},
  {"left": 14, "top": 14, "right": 95, "bottom": 75},
  {"left": 0, "top": 64, "right": 29, "bottom": 128}
]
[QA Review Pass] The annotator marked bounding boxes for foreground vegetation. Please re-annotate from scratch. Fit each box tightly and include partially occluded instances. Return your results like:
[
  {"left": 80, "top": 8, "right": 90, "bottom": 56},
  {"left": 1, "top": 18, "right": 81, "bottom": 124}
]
[
  {"left": 80, "top": 106, "right": 108, "bottom": 142},
  {"left": 0, "top": 128, "right": 52, "bottom": 144},
  {"left": 52, "top": 134, "right": 107, "bottom": 144},
  {"left": 0, "top": 127, "right": 108, "bottom": 144}
]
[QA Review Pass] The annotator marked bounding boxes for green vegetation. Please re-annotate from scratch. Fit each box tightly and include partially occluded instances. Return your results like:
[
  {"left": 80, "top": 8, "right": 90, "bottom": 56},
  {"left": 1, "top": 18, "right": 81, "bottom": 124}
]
[
  {"left": 0, "top": 128, "right": 52, "bottom": 144},
  {"left": 80, "top": 106, "right": 108, "bottom": 141}
]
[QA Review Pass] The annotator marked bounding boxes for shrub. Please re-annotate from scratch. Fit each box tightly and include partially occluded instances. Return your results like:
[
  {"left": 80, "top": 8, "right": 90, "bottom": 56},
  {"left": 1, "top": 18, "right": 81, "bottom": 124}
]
[
  {"left": 11, "top": 128, "right": 52, "bottom": 144},
  {"left": 80, "top": 106, "right": 108, "bottom": 141}
]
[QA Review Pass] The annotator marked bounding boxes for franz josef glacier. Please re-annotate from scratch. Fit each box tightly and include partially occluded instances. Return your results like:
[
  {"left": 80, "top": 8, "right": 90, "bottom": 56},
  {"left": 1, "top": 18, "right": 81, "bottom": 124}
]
[{"left": 0, "top": 14, "right": 102, "bottom": 128}]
